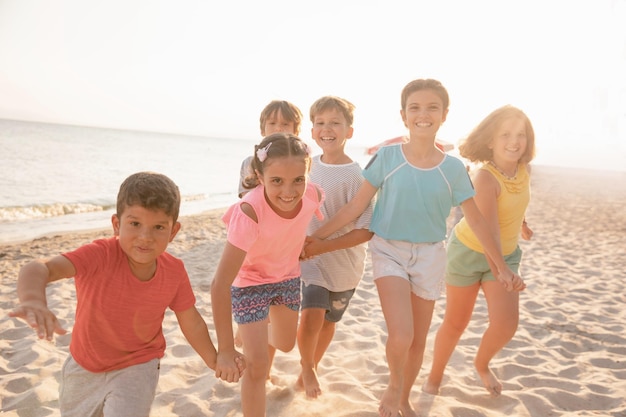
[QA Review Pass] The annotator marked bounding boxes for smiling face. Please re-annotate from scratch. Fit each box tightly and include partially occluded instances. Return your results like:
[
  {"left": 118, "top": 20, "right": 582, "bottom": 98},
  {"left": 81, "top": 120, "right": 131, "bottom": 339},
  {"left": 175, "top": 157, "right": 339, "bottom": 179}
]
[
  {"left": 112, "top": 205, "right": 180, "bottom": 279},
  {"left": 490, "top": 116, "right": 528, "bottom": 169},
  {"left": 257, "top": 156, "right": 309, "bottom": 218},
  {"left": 401, "top": 89, "right": 448, "bottom": 140},
  {"left": 311, "top": 108, "right": 354, "bottom": 156}
]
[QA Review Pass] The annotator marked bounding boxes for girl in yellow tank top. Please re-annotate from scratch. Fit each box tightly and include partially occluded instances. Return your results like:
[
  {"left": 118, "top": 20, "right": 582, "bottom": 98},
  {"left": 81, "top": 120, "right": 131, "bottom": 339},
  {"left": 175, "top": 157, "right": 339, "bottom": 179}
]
[{"left": 424, "top": 105, "right": 536, "bottom": 398}]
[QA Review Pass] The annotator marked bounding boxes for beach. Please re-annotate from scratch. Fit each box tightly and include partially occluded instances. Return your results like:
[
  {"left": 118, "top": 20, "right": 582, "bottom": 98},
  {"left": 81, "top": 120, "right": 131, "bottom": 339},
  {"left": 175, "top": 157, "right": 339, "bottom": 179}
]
[{"left": 1, "top": 165, "right": 625, "bottom": 417}]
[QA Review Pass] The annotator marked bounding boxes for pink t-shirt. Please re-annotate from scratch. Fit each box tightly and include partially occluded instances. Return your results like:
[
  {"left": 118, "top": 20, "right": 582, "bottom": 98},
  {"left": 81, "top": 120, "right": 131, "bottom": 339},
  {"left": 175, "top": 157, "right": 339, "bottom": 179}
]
[
  {"left": 63, "top": 237, "right": 195, "bottom": 373},
  {"left": 223, "top": 182, "right": 324, "bottom": 287}
]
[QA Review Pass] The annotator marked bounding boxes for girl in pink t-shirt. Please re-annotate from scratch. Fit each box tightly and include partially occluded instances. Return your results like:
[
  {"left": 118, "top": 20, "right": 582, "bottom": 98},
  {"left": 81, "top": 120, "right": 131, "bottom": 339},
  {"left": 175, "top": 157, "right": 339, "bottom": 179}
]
[{"left": 211, "top": 132, "right": 323, "bottom": 416}]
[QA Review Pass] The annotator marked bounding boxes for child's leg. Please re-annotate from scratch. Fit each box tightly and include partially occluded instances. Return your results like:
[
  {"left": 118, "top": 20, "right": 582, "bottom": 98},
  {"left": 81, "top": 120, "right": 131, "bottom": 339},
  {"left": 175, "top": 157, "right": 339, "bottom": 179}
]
[
  {"left": 268, "top": 304, "right": 299, "bottom": 352},
  {"left": 315, "top": 319, "right": 336, "bottom": 365},
  {"left": 266, "top": 344, "right": 276, "bottom": 381},
  {"left": 236, "top": 322, "right": 274, "bottom": 380},
  {"left": 475, "top": 280, "right": 520, "bottom": 396},
  {"left": 313, "top": 288, "right": 354, "bottom": 365},
  {"left": 423, "top": 282, "right": 480, "bottom": 395},
  {"left": 102, "top": 359, "right": 160, "bottom": 417},
  {"left": 297, "top": 306, "right": 326, "bottom": 398},
  {"left": 375, "top": 275, "right": 414, "bottom": 417},
  {"left": 265, "top": 304, "right": 298, "bottom": 385},
  {"left": 239, "top": 320, "right": 271, "bottom": 417},
  {"left": 264, "top": 304, "right": 298, "bottom": 385},
  {"left": 398, "top": 294, "right": 435, "bottom": 417},
  {"left": 60, "top": 355, "right": 160, "bottom": 417},
  {"left": 59, "top": 355, "right": 105, "bottom": 417}
]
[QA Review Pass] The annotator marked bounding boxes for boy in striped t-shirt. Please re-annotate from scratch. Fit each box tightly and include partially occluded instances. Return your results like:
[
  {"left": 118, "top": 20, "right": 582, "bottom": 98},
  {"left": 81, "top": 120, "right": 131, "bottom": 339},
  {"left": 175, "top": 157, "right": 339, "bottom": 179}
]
[{"left": 296, "top": 96, "right": 374, "bottom": 399}]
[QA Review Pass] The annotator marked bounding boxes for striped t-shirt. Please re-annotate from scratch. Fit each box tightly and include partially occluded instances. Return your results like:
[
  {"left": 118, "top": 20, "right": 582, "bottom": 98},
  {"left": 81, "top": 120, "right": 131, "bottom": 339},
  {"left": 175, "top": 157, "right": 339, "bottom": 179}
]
[{"left": 301, "top": 155, "right": 373, "bottom": 292}]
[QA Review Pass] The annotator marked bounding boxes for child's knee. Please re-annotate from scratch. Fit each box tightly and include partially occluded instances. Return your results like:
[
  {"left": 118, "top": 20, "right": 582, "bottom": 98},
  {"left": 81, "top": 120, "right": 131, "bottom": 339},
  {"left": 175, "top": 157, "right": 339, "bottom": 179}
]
[
  {"left": 246, "top": 358, "right": 270, "bottom": 380},
  {"left": 446, "top": 317, "right": 471, "bottom": 335},
  {"left": 387, "top": 330, "right": 414, "bottom": 351},
  {"left": 273, "top": 338, "right": 296, "bottom": 352}
]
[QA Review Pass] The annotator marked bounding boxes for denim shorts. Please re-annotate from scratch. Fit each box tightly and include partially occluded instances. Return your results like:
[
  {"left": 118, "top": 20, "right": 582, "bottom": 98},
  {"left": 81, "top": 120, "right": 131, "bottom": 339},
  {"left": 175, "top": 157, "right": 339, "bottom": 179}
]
[
  {"left": 231, "top": 276, "right": 301, "bottom": 324},
  {"left": 369, "top": 235, "right": 446, "bottom": 300},
  {"left": 301, "top": 283, "right": 356, "bottom": 323}
]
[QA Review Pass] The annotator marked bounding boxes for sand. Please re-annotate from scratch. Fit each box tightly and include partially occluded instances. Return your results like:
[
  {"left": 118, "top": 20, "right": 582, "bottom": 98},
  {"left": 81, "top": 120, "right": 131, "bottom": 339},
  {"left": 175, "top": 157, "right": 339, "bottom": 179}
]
[{"left": 1, "top": 165, "right": 625, "bottom": 417}]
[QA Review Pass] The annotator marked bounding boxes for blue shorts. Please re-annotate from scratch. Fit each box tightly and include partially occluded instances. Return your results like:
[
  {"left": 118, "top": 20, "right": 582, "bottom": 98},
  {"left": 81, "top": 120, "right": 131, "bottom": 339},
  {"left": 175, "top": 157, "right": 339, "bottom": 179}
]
[
  {"left": 231, "top": 276, "right": 301, "bottom": 324},
  {"left": 301, "top": 283, "right": 355, "bottom": 323},
  {"left": 446, "top": 231, "right": 522, "bottom": 286}
]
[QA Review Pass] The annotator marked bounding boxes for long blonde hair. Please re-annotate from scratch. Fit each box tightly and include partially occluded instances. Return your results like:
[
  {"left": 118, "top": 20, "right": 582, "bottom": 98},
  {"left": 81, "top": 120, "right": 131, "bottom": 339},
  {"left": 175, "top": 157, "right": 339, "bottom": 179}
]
[{"left": 459, "top": 105, "right": 536, "bottom": 164}]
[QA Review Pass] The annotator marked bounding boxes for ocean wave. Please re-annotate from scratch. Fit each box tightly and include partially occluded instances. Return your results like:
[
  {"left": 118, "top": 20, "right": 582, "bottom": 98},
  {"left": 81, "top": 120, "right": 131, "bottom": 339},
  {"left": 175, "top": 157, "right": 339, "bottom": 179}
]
[
  {"left": 182, "top": 194, "right": 206, "bottom": 202},
  {"left": 0, "top": 202, "right": 113, "bottom": 222},
  {"left": 0, "top": 193, "right": 216, "bottom": 223}
]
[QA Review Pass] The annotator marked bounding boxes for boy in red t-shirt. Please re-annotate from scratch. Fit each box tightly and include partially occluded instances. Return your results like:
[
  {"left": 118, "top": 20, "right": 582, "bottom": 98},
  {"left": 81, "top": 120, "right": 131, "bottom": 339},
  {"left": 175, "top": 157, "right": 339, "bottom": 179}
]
[{"left": 10, "top": 171, "right": 244, "bottom": 416}]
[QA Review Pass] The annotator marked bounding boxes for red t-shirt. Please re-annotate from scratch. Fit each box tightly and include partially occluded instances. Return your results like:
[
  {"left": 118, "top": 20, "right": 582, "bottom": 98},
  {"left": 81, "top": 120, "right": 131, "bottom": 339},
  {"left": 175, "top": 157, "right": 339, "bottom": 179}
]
[{"left": 63, "top": 237, "right": 195, "bottom": 373}]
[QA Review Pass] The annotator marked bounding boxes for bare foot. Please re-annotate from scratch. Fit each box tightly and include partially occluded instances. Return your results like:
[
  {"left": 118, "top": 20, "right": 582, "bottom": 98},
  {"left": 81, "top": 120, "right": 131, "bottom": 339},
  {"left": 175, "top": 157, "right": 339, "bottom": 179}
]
[
  {"left": 399, "top": 400, "right": 418, "bottom": 417},
  {"left": 378, "top": 385, "right": 401, "bottom": 417},
  {"left": 295, "top": 373, "right": 304, "bottom": 391},
  {"left": 300, "top": 366, "right": 322, "bottom": 399},
  {"left": 477, "top": 367, "right": 502, "bottom": 397},
  {"left": 421, "top": 378, "right": 440, "bottom": 395}
]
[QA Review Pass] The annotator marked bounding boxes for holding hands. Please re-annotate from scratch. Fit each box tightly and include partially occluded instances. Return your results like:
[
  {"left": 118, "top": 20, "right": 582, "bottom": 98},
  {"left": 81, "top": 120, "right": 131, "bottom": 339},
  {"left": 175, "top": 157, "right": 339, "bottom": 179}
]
[
  {"left": 300, "top": 235, "right": 323, "bottom": 260},
  {"left": 497, "top": 220, "right": 533, "bottom": 291},
  {"left": 215, "top": 349, "right": 246, "bottom": 383},
  {"left": 496, "top": 267, "right": 526, "bottom": 292}
]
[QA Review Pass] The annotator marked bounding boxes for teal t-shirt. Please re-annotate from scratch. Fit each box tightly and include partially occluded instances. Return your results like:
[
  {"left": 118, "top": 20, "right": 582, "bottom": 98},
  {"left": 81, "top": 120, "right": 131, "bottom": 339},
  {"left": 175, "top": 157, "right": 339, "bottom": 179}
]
[{"left": 363, "top": 144, "right": 474, "bottom": 243}]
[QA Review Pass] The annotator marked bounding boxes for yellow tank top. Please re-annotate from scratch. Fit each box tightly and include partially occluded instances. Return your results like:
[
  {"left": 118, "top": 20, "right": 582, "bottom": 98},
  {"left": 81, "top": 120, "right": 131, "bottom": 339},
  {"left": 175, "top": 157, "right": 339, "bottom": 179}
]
[{"left": 454, "top": 163, "right": 530, "bottom": 255}]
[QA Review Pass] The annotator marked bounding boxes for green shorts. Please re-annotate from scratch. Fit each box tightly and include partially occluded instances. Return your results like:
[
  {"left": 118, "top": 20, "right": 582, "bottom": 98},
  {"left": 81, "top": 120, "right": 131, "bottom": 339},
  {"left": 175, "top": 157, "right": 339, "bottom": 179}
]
[{"left": 445, "top": 231, "right": 522, "bottom": 287}]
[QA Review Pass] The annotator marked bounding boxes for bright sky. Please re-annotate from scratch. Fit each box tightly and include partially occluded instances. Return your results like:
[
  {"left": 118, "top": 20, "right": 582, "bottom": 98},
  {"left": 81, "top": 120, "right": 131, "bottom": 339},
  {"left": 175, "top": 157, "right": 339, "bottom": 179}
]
[{"left": 1, "top": 0, "right": 625, "bottom": 170}]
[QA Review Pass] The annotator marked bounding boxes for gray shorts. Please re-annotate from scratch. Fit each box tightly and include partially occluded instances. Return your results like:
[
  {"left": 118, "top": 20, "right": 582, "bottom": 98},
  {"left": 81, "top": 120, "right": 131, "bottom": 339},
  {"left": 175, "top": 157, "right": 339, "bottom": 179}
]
[
  {"left": 301, "top": 282, "right": 355, "bottom": 323},
  {"left": 59, "top": 355, "right": 160, "bottom": 417}
]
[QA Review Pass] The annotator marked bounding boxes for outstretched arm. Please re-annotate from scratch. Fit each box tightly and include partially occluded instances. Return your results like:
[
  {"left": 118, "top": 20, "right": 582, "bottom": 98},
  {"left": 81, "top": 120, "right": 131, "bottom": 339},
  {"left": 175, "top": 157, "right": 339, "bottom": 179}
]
[
  {"left": 9, "top": 255, "right": 72, "bottom": 340},
  {"left": 311, "top": 181, "right": 377, "bottom": 240},
  {"left": 176, "top": 306, "right": 217, "bottom": 369},
  {"left": 464, "top": 169, "right": 525, "bottom": 292},
  {"left": 175, "top": 306, "right": 246, "bottom": 375},
  {"left": 210, "top": 242, "right": 247, "bottom": 382},
  {"left": 302, "top": 229, "right": 373, "bottom": 259}
]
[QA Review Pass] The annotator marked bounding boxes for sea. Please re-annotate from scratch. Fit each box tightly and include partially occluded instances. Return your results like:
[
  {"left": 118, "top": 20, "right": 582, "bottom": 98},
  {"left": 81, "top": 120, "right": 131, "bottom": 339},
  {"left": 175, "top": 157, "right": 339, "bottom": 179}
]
[
  {"left": 0, "top": 119, "right": 371, "bottom": 245},
  {"left": 2, "top": 118, "right": 623, "bottom": 245}
]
